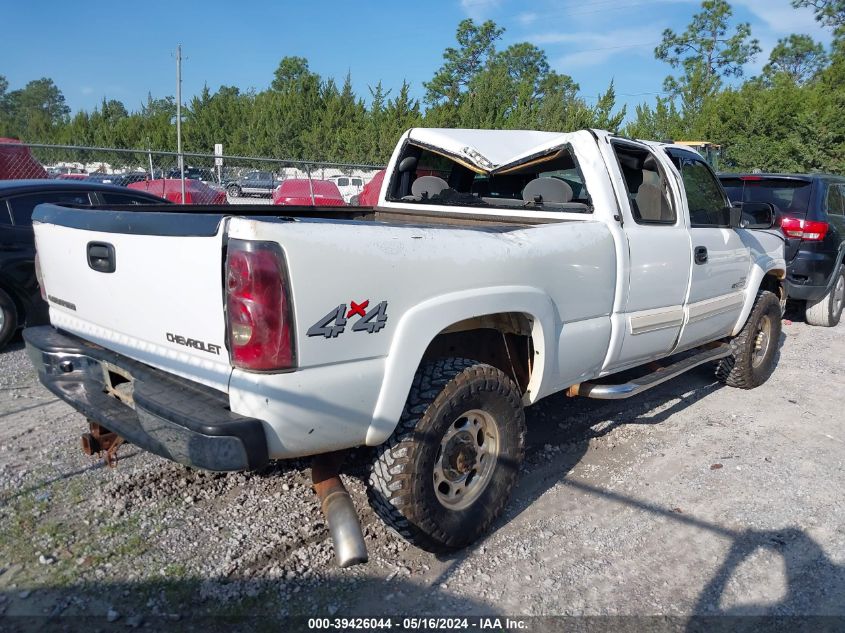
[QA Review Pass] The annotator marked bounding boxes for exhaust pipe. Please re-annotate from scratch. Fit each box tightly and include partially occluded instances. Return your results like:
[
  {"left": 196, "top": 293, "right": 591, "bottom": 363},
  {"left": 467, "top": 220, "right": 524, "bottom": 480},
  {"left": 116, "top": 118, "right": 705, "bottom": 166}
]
[{"left": 311, "top": 452, "right": 368, "bottom": 568}]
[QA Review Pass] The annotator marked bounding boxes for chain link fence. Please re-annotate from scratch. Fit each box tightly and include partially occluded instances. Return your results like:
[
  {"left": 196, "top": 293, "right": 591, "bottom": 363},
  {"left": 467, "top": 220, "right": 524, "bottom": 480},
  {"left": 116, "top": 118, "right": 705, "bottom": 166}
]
[{"left": 0, "top": 140, "right": 386, "bottom": 206}]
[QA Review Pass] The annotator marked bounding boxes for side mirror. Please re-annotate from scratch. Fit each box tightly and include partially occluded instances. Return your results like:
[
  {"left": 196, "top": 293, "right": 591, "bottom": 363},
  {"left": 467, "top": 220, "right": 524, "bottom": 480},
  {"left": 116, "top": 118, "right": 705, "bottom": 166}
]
[
  {"left": 739, "top": 201, "right": 777, "bottom": 229},
  {"left": 729, "top": 204, "right": 743, "bottom": 228}
]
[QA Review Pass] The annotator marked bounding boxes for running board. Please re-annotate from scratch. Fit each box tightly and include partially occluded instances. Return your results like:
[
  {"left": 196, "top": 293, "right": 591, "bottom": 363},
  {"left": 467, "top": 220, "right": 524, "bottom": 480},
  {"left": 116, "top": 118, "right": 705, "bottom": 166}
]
[{"left": 566, "top": 343, "right": 732, "bottom": 400}]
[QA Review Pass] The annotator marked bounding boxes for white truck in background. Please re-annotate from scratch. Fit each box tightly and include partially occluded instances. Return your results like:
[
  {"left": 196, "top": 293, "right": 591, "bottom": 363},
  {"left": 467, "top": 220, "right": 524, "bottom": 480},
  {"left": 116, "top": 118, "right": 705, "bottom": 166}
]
[
  {"left": 25, "top": 128, "right": 785, "bottom": 565},
  {"left": 326, "top": 174, "right": 365, "bottom": 203}
]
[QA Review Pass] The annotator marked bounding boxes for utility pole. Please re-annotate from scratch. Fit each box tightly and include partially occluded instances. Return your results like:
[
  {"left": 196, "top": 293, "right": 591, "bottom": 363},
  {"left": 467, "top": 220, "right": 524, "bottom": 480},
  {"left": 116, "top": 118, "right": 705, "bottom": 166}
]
[{"left": 176, "top": 44, "right": 185, "bottom": 202}]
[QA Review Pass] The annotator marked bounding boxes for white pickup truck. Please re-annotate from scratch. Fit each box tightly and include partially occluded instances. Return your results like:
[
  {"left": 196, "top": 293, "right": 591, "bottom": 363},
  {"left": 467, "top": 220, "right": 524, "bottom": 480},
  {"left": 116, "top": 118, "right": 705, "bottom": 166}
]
[{"left": 26, "top": 128, "right": 785, "bottom": 563}]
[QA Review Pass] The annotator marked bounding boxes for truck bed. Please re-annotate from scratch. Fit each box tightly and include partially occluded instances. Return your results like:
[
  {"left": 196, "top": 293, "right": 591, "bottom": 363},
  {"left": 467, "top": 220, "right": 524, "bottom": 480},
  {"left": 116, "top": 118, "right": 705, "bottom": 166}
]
[{"left": 87, "top": 203, "right": 577, "bottom": 229}]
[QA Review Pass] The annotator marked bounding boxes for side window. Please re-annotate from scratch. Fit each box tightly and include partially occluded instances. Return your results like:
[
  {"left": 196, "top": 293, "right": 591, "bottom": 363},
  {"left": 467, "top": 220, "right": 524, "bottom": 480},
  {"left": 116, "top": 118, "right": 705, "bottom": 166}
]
[
  {"left": 337, "top": 177, "right": 349, "bottom": 187},
  {"left": 8, "top": 191, "right": 91, "bottom": 227},
  {"left": 719, "top": 178, "right": 744, "bottom": 205},
  {"left": 681, "top": 159, "right": 730, "bottom": 227},
  {"left": 825, "top": 184, "right": 845, "bottom": 216},
  {"left": 611, "top": 142, "right": 676, "bottom": 225},
  {"left": 351, "top": 178, "right": 363, "bottom": 186},
  {"left": 99, "top": 192, "right": 158, "bottom": 205}
]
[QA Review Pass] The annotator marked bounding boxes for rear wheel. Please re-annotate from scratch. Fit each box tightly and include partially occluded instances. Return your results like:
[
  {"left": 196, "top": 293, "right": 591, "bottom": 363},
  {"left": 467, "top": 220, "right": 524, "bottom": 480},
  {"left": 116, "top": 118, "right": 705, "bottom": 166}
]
[
  {"left": 0, "top": 288, "right": 18, "bottom": 350},
  {"left": 805, "top": 266, "right": 845, "bottom": 327},
  {"left": 368, "top": 358, "right": 526, "bottom": 550},
  {"left": 227, "top": 184, "right": 241, "bottom": 198},
  {"left": 717, "top": 290, "right": 781, "bottom": 389}
]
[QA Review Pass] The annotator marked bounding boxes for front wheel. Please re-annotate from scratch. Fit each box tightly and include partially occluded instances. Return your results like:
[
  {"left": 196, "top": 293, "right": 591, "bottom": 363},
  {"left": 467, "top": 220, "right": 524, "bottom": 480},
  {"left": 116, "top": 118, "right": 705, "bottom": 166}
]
[
  {"left": 717, "top": 290, "right": 781, "bottom": 389},
  {"left": 226, "top": 185, "right": 241, "bottom": 198},
  {"left": 368, "top": 358, "right": 526, "bottom": 551},
  {"left": 0, "top": 288, "right": 18, "bottom": 350},
  {"left": 805, "top": 266, "right": 845, "bottom": 327}
]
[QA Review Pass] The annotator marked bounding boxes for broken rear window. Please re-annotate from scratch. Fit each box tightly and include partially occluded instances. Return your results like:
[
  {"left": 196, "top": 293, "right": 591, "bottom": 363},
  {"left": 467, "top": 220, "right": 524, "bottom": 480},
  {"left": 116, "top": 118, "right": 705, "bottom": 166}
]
[{"left": 388, "top": 144, "right": 591, "bottom": 213}]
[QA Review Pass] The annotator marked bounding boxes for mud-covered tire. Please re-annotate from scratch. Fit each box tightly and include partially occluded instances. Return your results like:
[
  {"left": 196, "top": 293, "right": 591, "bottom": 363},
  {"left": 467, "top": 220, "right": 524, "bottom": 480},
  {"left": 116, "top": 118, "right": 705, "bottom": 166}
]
[
  {"left": 805, "top": 266, "right": 844, "bottom": 327},
  {"left": 0, "top": 288, "right": 17, "bottom": 350},
  {"left": 717, "top": 290, "right": 781, "bottom": 389},
  {"left": 368, "top": 358, "right": 526, "bottom": 551}
]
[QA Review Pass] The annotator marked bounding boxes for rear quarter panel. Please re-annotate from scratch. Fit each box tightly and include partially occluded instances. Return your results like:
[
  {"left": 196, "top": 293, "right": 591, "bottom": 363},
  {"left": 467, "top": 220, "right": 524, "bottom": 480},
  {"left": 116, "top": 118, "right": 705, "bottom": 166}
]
[{"left": 226, "top": 216, "right": 616, "bottom": 457}]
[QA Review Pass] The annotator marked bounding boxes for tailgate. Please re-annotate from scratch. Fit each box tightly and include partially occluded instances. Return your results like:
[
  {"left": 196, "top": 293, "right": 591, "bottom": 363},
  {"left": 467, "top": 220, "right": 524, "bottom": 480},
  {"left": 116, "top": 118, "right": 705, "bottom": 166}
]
[{"left": 32, "top": 205, "right": 232, "bottom": 391}]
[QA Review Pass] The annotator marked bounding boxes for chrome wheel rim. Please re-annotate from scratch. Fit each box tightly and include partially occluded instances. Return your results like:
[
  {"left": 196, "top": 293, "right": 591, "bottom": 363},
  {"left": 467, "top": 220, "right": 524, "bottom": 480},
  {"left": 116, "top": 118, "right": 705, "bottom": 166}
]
[
  {"left": 433, "top": 409, "right": 500, "bottom": 510},
  {"left": 834, "top": 274, "right": 845, "bottom": 318},
  {"left": 0, "top": 309, "right": 4, "bottom": 331},
  {"left": 751, "top": 314, "right": 773, "bottom": 368}
]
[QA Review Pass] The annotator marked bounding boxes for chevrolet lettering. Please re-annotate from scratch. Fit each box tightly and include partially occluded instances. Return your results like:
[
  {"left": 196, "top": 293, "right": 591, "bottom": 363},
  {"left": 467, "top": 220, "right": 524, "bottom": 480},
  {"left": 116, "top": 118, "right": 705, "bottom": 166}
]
[{"left": 165, "top": 332, "right": 222, "bottom": 355}]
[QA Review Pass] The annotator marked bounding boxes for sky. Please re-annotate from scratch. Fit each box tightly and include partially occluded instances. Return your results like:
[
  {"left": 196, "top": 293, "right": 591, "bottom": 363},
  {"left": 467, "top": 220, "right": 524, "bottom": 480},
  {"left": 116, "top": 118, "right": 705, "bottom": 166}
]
[{"left": 0, "top": 0, "right": 834, "bottom": 120}]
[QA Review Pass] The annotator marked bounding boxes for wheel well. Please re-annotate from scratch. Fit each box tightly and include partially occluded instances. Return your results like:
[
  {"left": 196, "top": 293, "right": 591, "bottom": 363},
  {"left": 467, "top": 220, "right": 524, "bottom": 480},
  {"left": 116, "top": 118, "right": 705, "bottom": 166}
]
[
  {"left": 760, "top": 270, "right": 785, "bottom": 304},
  {"left": 420, "top": 312, "right": 535, "bottom": 393}
]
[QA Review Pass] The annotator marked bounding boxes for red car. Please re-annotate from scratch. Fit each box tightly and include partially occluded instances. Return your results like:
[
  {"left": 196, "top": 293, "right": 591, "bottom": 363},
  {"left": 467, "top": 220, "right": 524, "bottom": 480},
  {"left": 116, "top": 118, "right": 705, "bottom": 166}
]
[
  {"left": 128, "top": 179, "right": 227, "bottom": 204},
  {"left": 272, "top": 179, "right": 346, "bottom": 206},
  {"left": 0, "top": 138, "right": 49, "bottom": 180},
  {"left": 356, "top": 169, "right": 386, "bottom": 207}
]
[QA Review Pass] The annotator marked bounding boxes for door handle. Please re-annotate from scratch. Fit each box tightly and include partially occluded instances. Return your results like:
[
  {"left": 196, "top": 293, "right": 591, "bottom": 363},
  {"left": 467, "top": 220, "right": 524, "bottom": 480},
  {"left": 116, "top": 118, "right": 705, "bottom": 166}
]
[
  {"left": 694, "top": 246, "right": 708, "bottom": 265},
  {"left": 87, "top": 241, "right": 116, "bottom": 273}
]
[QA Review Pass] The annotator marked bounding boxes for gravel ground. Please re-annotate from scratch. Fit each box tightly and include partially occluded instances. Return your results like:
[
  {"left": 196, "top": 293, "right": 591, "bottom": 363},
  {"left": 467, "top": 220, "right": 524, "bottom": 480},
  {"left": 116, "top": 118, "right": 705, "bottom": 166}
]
[{"left": 0, "top": 310, "right": 843, "bottom": 630}]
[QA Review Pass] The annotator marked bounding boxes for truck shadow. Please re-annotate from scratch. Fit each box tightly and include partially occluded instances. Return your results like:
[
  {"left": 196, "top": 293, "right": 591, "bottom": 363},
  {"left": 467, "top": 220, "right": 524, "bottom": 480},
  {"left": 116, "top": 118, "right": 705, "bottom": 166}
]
[
  {"left": 414, "top": 473, "right": 844, "bottom": 625},
  {"left": 0, "top": 574, "right": 494, "bottom": 632},
  {"left": 502, "top": 327, "right": 787, "bottom": 528},
  {"left": 4, "top": 484, "right": 838, "bottom": 629},
  {"left": 690, "top": 525, "right": 845, "bottom": 619},
  {"left": 561, "top": 479, "right": 845, "bottom": 625}
]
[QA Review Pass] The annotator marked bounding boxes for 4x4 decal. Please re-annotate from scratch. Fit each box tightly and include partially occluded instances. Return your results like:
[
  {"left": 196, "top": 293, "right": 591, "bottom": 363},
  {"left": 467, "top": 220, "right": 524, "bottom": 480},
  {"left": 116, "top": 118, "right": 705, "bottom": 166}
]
[{"left": 307, "top": 300, "right": 388, "bottom": 338}]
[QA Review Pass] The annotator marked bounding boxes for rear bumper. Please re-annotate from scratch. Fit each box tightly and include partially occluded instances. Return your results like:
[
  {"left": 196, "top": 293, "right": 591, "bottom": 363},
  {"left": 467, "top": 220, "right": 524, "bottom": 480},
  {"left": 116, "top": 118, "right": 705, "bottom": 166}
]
[
  {"left": 785, "top": 248, "right": 838, "bottom": 301},
  {"left": 785, "top": 280, "right": 828, "bottom": 302},
  {"left": 23, "top": 326, "right": 268, "bottom": 471}
]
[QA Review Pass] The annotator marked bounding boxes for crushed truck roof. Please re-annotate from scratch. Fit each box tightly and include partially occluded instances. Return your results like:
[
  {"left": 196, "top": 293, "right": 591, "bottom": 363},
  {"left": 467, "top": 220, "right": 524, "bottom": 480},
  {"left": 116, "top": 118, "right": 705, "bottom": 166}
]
[{"left": 406, "top": 128, "right": 583, "bottom": 171}]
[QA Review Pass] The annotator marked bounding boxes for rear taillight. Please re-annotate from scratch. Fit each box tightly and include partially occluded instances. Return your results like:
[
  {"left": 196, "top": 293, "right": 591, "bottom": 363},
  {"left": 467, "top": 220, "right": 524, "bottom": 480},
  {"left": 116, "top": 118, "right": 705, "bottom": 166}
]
[
  {"left": 225, "top": 239, "right": 295, "bottom": 371},
  {"left": 780, "top": 216, "right": 829, "bottom": 241},
  {"left": 34, "top": 252, "right": 47, "bottom": 301}
]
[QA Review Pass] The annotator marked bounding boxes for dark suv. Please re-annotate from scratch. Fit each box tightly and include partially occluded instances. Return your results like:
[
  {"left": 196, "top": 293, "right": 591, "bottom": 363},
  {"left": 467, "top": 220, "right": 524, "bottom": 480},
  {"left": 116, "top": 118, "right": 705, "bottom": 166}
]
[
  {"left": 224, "top": 171, "right": 277, "bottom": 198},
  {"left": 720, "top": 174, "right": 845, "bottom": 326},
  {"left": 165, "top": 166, "right": 218, "bottom": 184},
  {"left": 0, "top": 180, "right": 167, "bottom": 349}
]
